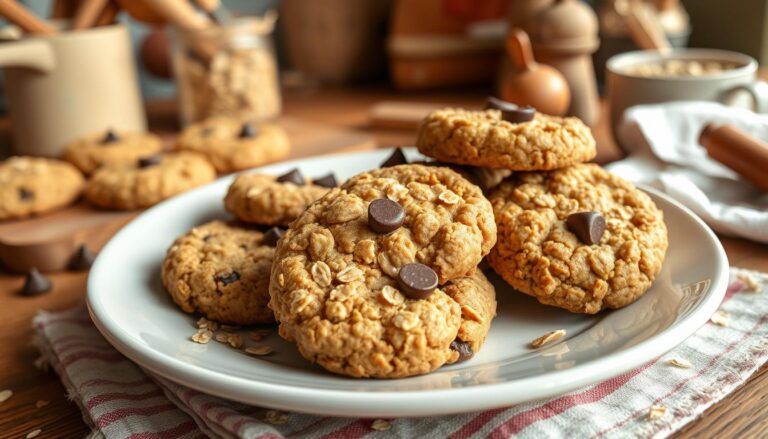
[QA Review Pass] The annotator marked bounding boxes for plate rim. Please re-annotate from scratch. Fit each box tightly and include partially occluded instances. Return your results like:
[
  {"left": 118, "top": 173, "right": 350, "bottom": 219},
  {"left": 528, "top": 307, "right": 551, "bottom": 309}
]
[{"left": 86, "top": 148, "right": 730, "bottom": 417}]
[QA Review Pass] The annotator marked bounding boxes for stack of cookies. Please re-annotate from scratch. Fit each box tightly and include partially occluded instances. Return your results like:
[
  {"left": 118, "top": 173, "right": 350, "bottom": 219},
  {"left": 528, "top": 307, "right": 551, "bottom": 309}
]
[
  {"left": 416, "top": 98, "right": 669, "bottom": 314},
  {"left": 159, "top": 97, "right": 669, "bottom": 380}
]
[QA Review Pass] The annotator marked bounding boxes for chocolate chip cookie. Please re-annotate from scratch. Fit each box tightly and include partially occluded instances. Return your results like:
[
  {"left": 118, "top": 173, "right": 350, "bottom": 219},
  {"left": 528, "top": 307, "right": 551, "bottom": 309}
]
[
  {"left": 0, "top": 156, "right": 84, "bottom": 220},
  {"left": 416, "top": 107, "right": 596, "bottom": 171},
  {"left": 85, "top": 152, "right": 216, "bottom": 210},
  {"left": 176, "top": 117, "right": 291, "bottom": 173},
  {"left": 224, "top": 169, "right": 333, "bottom": 226},
  {"left": 64, "top": 129, "right": 163, "bottom": 175},
  {"left": 161, "top": 220, "right": 275, "bottom": 325},
  {"left": 488, "top": 164, "right": 668, "bottom": 314},
  {"left": 269, "top": 164, "right": 497, "bottom": 378}
]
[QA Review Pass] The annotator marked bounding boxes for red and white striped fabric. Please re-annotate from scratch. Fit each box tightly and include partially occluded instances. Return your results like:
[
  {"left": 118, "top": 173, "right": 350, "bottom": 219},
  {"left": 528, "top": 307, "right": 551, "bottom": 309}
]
[{"left": 33, "top": 268, "right": 768, "bottom": 439}]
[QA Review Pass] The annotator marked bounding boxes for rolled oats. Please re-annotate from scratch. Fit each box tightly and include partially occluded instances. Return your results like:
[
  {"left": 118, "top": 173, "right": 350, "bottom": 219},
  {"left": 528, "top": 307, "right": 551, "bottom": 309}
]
[
  {"left": 710, "top": 310, "right": 729, "bottom": 327},
  {"left": 191, "top": 329, "right": 213, "bottom": 344},
  {"left": 371, "top": 419, "right": 392, "bottom": 431},
  {"left": 647, "top": 405, "right": 667, "bottom": 420},
  {"left": 337, "top": 265, "right": 364, "bottom": 283},
  {"left": 0, "top": 389, "right": 12, "bottom": 403},
  {"left": 393, "top": 312, "right": 419, "bottom": 331},
  {"left": 529, "top": 329, "right": 566, "bottom": 348},
  {"left": 379, "top": 285, "right": 405, "bottom": 306},
  {"left": 667, "top": 358, "right": 692, "bottom": 369},
  {"left": 310, "top": 261, "right": 332, "bottom": 287},
  {"left": 245, "top": 345, "right": 273, "bottom": 356}
]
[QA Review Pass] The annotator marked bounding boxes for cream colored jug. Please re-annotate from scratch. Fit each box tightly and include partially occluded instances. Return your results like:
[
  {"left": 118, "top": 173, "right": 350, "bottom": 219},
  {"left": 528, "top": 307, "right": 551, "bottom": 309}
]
[{"left": 0, "top": 23, "right": 146, "bottom": 157}]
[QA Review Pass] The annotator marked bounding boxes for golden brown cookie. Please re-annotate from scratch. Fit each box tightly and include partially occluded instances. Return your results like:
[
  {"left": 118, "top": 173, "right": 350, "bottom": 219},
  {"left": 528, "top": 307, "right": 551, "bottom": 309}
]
[
  {"left": 269, "top": 164, "right": 497, "bottom": 378},
  {"left": 176, "top": 117, "right": 290, "bottom": 173},
  {"left": 85, "top": 152, "right": 216, "bottom": 210},
  {"left": 161, "top": 220, "right": 275, "bottom": 325},
  {"left": 416, "top": 108, "right": 596, "bottom": 170},
  {"left": 0, "top": 156, "right": 84, "bottom": 220},
  {"left": 488, "top": 164, "right": 668, "bottom": 314},
  {"left": 224, "top": 171, "right": 332, "bottom": 226},
  {"left": 64, "top": 129, "right": 163, "bottom": 175}
]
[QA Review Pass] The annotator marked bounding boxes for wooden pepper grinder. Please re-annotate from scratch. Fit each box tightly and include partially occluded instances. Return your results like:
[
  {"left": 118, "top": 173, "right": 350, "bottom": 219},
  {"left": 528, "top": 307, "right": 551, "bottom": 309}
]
[
  {"left": 501, "top": 28, "right": 570, "bottom": 116},
  {"left": 530, "top": 0, "right": 600, "bottom": 126}
]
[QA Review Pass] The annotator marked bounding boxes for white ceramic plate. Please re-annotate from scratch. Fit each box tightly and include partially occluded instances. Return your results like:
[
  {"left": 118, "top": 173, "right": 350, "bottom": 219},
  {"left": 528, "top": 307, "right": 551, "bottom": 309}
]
[{"left": 87, "top": 149, "right": 729, "bottom": 417}]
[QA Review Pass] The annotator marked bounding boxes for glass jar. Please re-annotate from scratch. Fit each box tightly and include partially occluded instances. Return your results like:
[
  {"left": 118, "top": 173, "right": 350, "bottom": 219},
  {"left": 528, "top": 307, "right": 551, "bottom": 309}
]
[{"left": 172, "top": 16, "right": 281, "bottom": 126}]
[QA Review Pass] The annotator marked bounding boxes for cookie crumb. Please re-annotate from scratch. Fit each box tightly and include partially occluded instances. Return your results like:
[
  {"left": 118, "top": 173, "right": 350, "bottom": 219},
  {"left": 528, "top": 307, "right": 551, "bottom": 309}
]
[
  {"left": 249, "top": 329, "right": 272, "bottom": 341},
  {"left": 191, "top": 329, "right": 213, "bottom": 344},
  {"left": 738, "top": 273, "right": 763, "bottom": 293},
  {"left": 263, "top": 409, "right": 289, "bottom": 425},
  {"left": 437, "top": 190, "right": 460, "bottom": 205},
  {"left": 530, "top": 329, "right": 566, "bottom": 348},
  {"left": 26, "top": 429, "right": 42, "bottom": 439},
  {"left": 667, "top": 358, "right": 692, "bottom": 369},
  {"left": 35, "top": 400, "right": 50, "bottom": 409},
  {"left": 0, "top": 389, "right": 12, "bottom": 403},
  {"left": 220, "top": 324, "right": 241, "bottom": 332},
  {"left": 245, "top": 345, "right": 273, "bottom": 356},
  {"left": 647, "top": 405, "right": 667, "bottom": 420},
  {"left": 371, "top": 419, "right": 392, "bottom": 431},
  {"left": 197, "top": 317, "right": 219, "bottom": 331},
  {"left": 710, "top": 310, "right": 729, "bottom": 327}
]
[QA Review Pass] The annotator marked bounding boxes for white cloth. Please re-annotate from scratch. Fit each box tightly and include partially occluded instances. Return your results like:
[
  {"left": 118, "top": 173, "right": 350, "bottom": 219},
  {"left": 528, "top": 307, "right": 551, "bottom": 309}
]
[{"left": 607, "top": 102, "right": 768, "bottom": 243}]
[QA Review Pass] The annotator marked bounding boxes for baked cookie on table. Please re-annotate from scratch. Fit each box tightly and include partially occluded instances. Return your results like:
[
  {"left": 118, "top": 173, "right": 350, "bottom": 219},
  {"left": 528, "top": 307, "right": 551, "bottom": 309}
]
[
  {"left": 162, "top": 220, "right": 279, "bottom": 325},
  {"left": 176, "top": 117, "right": 290, "bottom": 173},
  {"left": 224, "top": 168, "right": 334, "bottom": 226},
  {"left": 0, "top": 156, "right": 84, "bottom": 220},
  {"left": 488, "top": 164, "right": 668, "bottom": 314},
  {"left": 64, "top": 129, "right": 163, "bottom": 175},
  {"left": 269, "top": 164, "right": 497, "bottom": 378},
  {"left": 85, "top": 152, "right": 216, "bottom": 210},
  {"left": 416, "top": 98, "right": 596, "bottom": 171}
]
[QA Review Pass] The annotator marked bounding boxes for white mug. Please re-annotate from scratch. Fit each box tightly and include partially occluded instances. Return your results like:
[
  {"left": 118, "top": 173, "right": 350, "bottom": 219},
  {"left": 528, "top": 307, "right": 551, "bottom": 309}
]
[{"left": 606, "top": 49, "right": 768, "bottom": 148}]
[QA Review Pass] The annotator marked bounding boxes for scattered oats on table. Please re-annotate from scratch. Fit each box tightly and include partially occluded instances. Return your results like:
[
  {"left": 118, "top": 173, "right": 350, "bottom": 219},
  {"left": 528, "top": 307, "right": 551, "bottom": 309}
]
[
  {"left": 191, "top": 329, "right": 213, "bottom": 344},
  {"left": 738, "top": 273, "right": 763, "bottom": 292},
  {"left": 220, "top": 324, "right": 241, "bottom": 332},
  {"left": 263, "top": 409, "right": 289, "bottom": 425},
  {"left": 197, "top": 317, "right": 219, "bottom": 331},
  {"left": 371, "top": 419, "right": 392, "bottom": 431},
  {"left": 667, "top": 358, "right": 692, "bottom": 369},
  {"left": 245, "top": 345, "right": 273, "bottom": 356},
  {"left": 710, "top": 310, "right": 730, "bottom": 327},
  {"left": 26, "top": 429, "right": 42, "bottom": 439},
  {"left": 0, "top": 389, "right": 12, "bottom": 403},
  {"left": 35, "top": 400, "right": 50, "bottom": 409},
  {"left": 647, "top": 405, "right": 667, "bottom": 420},
  {"left": 530, "top": 329, "right": 567, "bottom": 348}
]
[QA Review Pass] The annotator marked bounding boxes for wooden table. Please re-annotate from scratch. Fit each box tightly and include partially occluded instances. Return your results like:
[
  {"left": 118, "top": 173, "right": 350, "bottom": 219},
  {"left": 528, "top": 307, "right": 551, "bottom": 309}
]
[{"left": 1, "top": 85, "right": 767, "bottom": 438}]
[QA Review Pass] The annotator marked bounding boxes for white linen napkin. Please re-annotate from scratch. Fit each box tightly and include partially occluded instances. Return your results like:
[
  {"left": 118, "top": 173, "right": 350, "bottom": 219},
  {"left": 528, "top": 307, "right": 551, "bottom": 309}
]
[{"left": 607, "top": 101, "right": 768, "bottom": 243}]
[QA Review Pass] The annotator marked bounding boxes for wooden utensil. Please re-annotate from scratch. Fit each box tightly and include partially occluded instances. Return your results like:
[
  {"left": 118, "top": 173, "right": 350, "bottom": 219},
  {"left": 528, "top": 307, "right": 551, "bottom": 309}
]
[
  {"left": 618, "top": 0, "right": 671, "bottom": 51},
  {"left": 0, "top": 0, "right": 56, "bottom": 35},
  {"left": 95, "top": 1, "right": 121, "bottom": 26},
  {"left": 72, "top": 0, "right": 109, "bottom": 30},
  {"left": 502, "top": 28, "right": 570, "bottom": 116},
  {"left": 700, "top": 123, "right": 768, "bottom": 193},
  {"left": 192, "top": 0, "right": 231, "bottom": 24},
  {"left": 115, "top": 0, "right": 165, "bottom": 23},
  {"left": 148, "top": 0, "right": 211, "bottom": 30}
]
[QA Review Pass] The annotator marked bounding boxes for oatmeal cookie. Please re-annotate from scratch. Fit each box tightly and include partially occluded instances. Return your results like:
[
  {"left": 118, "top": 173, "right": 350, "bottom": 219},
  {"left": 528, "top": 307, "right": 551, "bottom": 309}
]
[
  {"left": 0, "top": 156, "right": 84, "bottom": 220},
  {"left": 85, "top": 152, "right": 216, "bottom": 210},
  {"left": 176, "top": 117, "right": 290, "bottom": 173},
  {"left": 224, "top": 171, "right": 332, "bottom": 226},
  {"left": 162, "top": 220, "right": 275, "bottom": 324},
  {"left": 269, "top": 164, "right": 497, "bottom": 378},
  {"left": 488, "top": 164, "right": 668, "bottom": 314},
  {"left": 416, "top": 107, "right": 596, "bottom": 170},
  {"left": 64, "top": 129, "right": 163, "bottom": 175}
]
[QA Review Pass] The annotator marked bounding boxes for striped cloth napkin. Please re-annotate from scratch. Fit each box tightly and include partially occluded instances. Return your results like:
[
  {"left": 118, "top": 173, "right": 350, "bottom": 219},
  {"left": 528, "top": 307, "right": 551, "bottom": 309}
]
[{"left": 33, "top": 268, "right": 768, "bottom": 439}]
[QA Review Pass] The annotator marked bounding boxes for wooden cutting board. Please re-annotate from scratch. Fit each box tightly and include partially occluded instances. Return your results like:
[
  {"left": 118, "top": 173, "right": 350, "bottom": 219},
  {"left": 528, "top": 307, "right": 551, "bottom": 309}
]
[{"left": 0, "top": 116, "right": 375, "bottom": 273}]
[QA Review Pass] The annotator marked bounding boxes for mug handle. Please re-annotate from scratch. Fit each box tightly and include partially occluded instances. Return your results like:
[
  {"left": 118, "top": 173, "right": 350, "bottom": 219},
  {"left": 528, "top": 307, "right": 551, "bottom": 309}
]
[
  {"left": 0, "top": 39, "right": 55, "bottom": 72},
  {"left": 722, "top": 80, "right": 768, "bottom": 114}
]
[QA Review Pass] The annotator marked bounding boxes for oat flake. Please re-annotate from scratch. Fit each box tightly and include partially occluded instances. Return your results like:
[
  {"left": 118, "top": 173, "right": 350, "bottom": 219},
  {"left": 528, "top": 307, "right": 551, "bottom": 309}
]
[
  {"left": 530, "top": 329, "right": 566, "bottom": 348},
  {"left": 667, "top": 358, "right": 692, "bottom": 369},
  {"left": 0, "top": 389, "right": 12, "bottom": 403},
  {"left": 647, "top": 405, "right": 667, "bottom": 420},
  {"left": 371, "top": 419, "right": 392, "bottom": 431}
]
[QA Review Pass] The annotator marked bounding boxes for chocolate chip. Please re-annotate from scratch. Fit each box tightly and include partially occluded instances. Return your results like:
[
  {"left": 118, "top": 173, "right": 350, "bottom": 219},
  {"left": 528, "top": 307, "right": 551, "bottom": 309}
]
[
  {"left": 138, "top": 155, "right": 162, "bottom": 168},
  {"left": 276, "top": 168, "right": 305, "bottom": 186},
  {"left": 368, "top": 199, "right": 405, "bottom": 234},
  {"left": 238, "top": 122, "right": 258, "bottom": 139},
  {"left": 101, "top": 129, "right": 119, "bottom": 144},
  {"left": 566, "top": 211, "right": 606, "bottom": 245},
  {"left": 20, "top": 268, "right": 52, "bottom": 296},
  {"left": 380, "top": 148, "right": 408, "bottom": 168},
  {"left": 397, "top": 263, "right": 438, "bottom": 299},
  {"left": 312, "top": 173, "right": 338, "bottom": 188},
  {"left": 18, "top": 187, "right": 33, "bottom": 201},
  {"left": 485, "top": 97, "right": 535, "bottom": 123},
  {"left": 202, "top": 234, "right": 214, "bottom": 242},
  {"left": 261, "top": 227, "right": 284, "bottom": 246},
  {"left": 68, "top": 244, "right": 96, "bottom": 271},
  {"left": 217, "top": 271, "right": 240, "bottom": 285},
  {"left": 450, "top": 339, "right": 474, "bottom": 362}
]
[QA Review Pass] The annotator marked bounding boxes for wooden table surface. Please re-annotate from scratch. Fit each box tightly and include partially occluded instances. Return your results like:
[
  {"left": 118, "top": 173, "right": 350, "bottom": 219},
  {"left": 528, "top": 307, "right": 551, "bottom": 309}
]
[{"left": 1, "top": 85, "right": 767, "bottom": 438}]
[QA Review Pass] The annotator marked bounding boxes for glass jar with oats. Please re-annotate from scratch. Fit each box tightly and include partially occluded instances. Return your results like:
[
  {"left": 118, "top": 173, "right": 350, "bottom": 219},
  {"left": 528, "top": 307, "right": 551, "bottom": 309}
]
[{"left": 172, "top": 14, "right": 281, "bottom": 126}]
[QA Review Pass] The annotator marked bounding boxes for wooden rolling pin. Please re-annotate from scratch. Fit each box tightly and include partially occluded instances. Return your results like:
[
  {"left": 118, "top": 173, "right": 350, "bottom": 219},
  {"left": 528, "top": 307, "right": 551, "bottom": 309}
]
[
  {"left": 699, "top": 123, "right": 768, "bottom": 192},
  {"left": 0, "top": 0, "right": 56, "bottom": 34}
]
